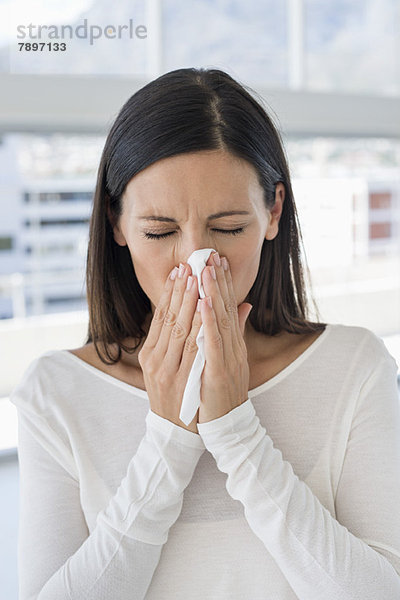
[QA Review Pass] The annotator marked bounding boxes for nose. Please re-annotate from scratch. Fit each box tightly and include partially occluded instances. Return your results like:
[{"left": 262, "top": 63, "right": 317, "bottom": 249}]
[{"left": 178, "top": 246, "right": 219, "bottom": 272}]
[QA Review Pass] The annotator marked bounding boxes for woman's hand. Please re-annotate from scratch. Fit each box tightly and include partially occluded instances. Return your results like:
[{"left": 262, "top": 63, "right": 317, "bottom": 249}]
[
  {"left": 137, "top": 263, "right": 203, "bottom": 434},
  {"left": 197, "top": 253, "right": 253, "bottom": 424}
]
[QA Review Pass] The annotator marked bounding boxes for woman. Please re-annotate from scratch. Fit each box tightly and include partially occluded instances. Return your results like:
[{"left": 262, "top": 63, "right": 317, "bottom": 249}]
[{"left": 10, "top": 67, "right": 400, "bottom": 599}]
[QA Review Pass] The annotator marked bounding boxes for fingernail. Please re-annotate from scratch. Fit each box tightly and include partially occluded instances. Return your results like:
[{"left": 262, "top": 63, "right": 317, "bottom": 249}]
[
  {"left": 186, "top": 276, "right": 194, "bottom": 291},
  {"left": 222, "top": 257, "right": 228, "bottom": 271},
  {"left": 197, "top": 299, "right": 201, "bottom": 312},
  {"left": 206, "top": 296, "right": 212, "bottom": 308},
  {"left": 210, "top": 265, "right": 216, "bottom": 280},
  {"left": 213, "top": 252, "right": 221, "bottom": 267},
  {"left": 170, "top": 266, "right": 178, "bottom": 280},
  {"left": 178, "top": 263, "right": 185, "bottom": 278}
]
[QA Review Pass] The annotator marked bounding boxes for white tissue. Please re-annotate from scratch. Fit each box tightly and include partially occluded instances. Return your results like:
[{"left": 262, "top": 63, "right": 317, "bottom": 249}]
[{"left": 179, "top": 248, "right": 217, "bottom": 426}]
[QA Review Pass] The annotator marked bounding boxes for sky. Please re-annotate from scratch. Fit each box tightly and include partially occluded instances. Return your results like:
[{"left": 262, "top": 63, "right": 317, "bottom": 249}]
[
  {"left": 0, "top": 0, "right": 398, "bottom": 94},
  {"left": 0, "top": 0, "right": 95, "bottom": 44}
]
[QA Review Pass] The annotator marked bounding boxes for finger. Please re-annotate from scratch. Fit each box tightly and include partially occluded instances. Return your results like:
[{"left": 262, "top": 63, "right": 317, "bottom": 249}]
[
  {"left": 216, "top": 255, "right": 247, "bottom": 356},
  {"left": 207, "top": 252, "right": 229, "bottom": 303},
  {"left": 201, "top": 265, "right": 234, "bottom": 363},
  {"left": 200, "top": 296, "right": 224, "bottom": 372},
  {"left": 177, "top": 296, "right": 203, "bottom": 377},
  {"left": 220, "top": 256, "right": 243, "bottom": 348},
  {"left": 164, "top": 267, "right": 203, "bottom": 372},
  {"left": 201, "top": 265, "right": 226, "bottom": 320},
  {"left": 206, "top": 254, "right": 240, "bottom": 348},
  {"left": 142, "top": 265, "right": 179, "bottom": 352},
  {"left": 157, "top": 262, "right": 192, "bottom": 359}
]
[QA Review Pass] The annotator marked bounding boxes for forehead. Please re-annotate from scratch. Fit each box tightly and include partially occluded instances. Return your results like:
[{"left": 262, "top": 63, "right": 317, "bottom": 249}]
[{"left": 123, "top": 150, "right": 262, "bottom": 206}]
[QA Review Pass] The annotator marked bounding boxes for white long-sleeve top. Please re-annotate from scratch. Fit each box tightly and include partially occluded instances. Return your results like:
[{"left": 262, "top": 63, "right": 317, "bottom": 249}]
[{"left": 9, "top": 323, "right": 400, "bottom": 599}]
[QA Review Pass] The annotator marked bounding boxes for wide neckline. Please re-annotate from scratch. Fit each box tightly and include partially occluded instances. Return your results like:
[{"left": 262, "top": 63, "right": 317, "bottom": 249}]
[{"left": 58, "top": 324, "right": 333, "bottom": 400}]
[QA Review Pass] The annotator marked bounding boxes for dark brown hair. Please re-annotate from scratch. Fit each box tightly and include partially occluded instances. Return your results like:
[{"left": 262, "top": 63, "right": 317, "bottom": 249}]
[{"left": 84, "top": 67, "right": 326, "bottom": 364}]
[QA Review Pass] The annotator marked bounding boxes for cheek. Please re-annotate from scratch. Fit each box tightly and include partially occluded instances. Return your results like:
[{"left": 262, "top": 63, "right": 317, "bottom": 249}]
[
  {"left": 132, "top": 252, "right": 173, "bottom": 306},
  {"left": 230, "top": 252, "right": 260, "bottom": 300},
  {"left": 131, "top": 253, "right": 155, "bottom": 290},
  {"left": 231, "top": 250, "right": 259, "bottom": 280}
]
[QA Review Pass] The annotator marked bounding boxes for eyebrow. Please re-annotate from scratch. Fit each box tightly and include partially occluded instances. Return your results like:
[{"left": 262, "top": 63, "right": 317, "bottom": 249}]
[{"left": 138, "top": 210, "right": 251, "bottom": 222}]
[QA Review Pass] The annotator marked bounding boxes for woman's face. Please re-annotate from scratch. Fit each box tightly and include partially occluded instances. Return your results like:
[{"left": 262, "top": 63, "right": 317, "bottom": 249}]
[{"left": 111, "top": 149, "right": 284, "bottom": 317}]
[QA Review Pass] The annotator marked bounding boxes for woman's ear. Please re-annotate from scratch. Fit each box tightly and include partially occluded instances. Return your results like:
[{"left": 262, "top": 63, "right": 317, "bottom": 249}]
[{"left": 265, "top": 182, "right": 285, "bottom": 241}]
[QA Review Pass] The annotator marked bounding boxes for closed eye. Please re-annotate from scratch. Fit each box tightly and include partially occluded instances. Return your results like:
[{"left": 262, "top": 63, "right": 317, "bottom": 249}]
[{"left": 143, "top": 228, "right": 245, "bottom": 240}]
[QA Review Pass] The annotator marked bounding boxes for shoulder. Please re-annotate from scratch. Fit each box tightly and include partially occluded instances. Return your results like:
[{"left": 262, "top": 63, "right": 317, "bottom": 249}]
[
  {"left": 9, "top": 350, "right": 81, "bottom": 479},
  {"left": 326, "top": 323, "right": 398, "bottom": 372},
  {"left": 9, "top": 348, "right": 77, "bottom": 416}
]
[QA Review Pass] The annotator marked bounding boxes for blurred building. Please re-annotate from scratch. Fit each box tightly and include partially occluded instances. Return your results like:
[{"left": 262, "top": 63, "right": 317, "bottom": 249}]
[
  {"left": 1, "top": 161, "right": 399, "bottom": 320},
  {"left": 0, "top": 171, "right": 93, "bottom": 319}
]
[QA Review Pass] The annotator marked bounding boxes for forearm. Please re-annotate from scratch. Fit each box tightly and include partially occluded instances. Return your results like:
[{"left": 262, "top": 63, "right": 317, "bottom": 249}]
[
  {"left": 198, "top": 400, "right": 400, "bottom": 600},
  {"left": 19, "top": 409, "right": 205, "bottom": 600}
]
